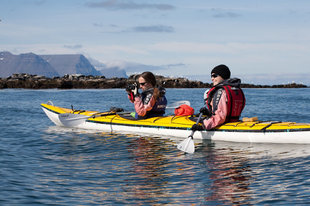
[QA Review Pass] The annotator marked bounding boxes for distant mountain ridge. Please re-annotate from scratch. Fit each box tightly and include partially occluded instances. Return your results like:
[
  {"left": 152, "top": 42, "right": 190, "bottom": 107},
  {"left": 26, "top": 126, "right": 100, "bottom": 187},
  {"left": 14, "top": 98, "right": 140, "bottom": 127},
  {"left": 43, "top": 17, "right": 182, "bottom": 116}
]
[
  {"left": 0, "top": 52, "right": 59, "bottom": 77},
  {"left": 88, "top": 58, "right": 127, "bottom": 78},
  {"left": 0, "top": 51, "right": 123, "bottom": 78},
  {"left": 40, "top": 54, "right": 101, "bottom": 77}
]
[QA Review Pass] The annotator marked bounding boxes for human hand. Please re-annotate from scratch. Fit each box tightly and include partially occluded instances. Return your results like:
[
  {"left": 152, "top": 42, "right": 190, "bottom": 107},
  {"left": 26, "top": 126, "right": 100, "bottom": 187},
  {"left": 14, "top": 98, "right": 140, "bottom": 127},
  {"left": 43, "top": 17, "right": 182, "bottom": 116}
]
[
  {"left": 126, "top": 83, "right": 139, "bottom": 101},
  {"left": 191, "top": 124, "right": 204, "bottom": 131},
  {"left": 126, "top": 83, "right": 139, "bottom": 96},
  {"left": 132, "top": 85, "right": 138, "bottom": 96},
  {"left": 199, "top": 107, "right": 211, "bottom": 116}
]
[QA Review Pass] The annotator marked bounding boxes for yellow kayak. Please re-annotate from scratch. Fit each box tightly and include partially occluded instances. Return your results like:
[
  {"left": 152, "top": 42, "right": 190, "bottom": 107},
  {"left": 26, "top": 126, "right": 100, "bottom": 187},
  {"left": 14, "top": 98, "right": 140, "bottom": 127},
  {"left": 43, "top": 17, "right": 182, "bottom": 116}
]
[{"left": 41, "top": 103, "right": 310, "bottom": 144}]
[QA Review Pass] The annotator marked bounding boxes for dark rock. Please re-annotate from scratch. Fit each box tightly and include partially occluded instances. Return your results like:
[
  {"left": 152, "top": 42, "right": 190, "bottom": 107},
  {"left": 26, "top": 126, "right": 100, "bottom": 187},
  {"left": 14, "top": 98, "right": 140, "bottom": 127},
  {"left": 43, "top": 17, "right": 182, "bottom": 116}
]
[{"left": 0, "top": 73, "right": 308, "bottom": 89}]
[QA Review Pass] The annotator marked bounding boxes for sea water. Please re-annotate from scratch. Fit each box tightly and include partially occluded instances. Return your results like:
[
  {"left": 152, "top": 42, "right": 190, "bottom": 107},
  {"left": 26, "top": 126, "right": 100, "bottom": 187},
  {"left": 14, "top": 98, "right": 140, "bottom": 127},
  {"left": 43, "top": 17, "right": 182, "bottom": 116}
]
[{"left": 1, "top": 88, "right": 310, "bottom": 205}]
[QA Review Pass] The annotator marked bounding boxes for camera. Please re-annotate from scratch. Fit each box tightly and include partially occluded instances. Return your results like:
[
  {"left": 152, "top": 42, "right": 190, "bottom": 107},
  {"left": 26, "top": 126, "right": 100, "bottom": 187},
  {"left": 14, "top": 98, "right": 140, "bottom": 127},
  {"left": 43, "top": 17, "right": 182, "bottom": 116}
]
[
  {"left": 126, "top": 83, "right": 137, "bottom": 91},
  {"left": 158, "top": 86, "right": 166, "bottom": 97}
]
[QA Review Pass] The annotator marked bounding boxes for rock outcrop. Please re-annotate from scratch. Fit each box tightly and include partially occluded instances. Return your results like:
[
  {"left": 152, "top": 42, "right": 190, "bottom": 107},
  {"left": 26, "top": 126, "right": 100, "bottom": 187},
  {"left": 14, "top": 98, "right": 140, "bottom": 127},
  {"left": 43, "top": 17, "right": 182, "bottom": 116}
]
[{"left": 0, "top": 73, "right": 307, "bottom": 89}]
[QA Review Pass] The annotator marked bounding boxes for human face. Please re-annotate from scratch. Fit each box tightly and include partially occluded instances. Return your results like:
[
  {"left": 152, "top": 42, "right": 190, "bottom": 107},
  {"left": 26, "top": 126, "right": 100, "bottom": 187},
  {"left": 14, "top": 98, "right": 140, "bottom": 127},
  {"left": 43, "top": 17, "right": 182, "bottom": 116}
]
[
  {"left": 211, "top": 73, "right": 224, "bottom": 86},
  {"left": 138, "top": 77, "right": 151, "bottom": 91}
]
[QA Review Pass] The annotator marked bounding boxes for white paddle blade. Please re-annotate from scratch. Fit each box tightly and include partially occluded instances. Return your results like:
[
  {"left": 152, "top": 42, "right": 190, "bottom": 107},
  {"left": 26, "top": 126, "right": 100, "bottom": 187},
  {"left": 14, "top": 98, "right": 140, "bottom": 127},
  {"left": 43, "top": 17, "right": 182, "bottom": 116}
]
[
  {"left": 166, "top": 100, "right": 191, "bottom": 109},
  {"left": 58, "top": 113, "right": 89, "bottom": 127},
  {"left": 177, "top": 137, "right": 195, "bottom": 154}
]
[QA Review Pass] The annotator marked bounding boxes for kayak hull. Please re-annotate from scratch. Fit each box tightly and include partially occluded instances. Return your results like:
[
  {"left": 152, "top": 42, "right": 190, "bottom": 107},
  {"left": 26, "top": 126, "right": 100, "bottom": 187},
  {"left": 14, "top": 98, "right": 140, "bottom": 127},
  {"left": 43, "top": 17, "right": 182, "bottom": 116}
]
[{"left": 41, "top": 103, "right": 310, "bottom": 144}]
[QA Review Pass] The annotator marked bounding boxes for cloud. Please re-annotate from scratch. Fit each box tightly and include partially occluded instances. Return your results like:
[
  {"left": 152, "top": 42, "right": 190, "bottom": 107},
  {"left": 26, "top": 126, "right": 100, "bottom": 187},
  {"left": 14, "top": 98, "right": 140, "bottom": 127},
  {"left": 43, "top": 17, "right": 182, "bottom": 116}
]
[
  {"left": 131, "top": 25, "right": 174, "bottom": 33},
  {"left": 150, "top": 41, "right": 309, "bottom": 54},
  {"left": 33, "top": 0, "right": 46, "bottom": 6},
  {"left": 150, "top": 42, "right": 229, "bottom": 53},
  {"left": 238, "top": 73, "right": 310, "bottom": 85},
  {"left": 102, "top": 60, "right": 164, "bottom": 72},
  {"left": 186, "top": 73, "right": 310, "bottom": 85},
  {"left": 211, "top": 8, "right": 241, "bottom": 18},
  {"left": 85, "top": 0, "right": 175, "bottom": 10},
  {"left": 93, "top": 23, "right": 104, "bottom": 27},
  {"left": 92, "top": 60, "right": 186, "bottom": 75},
  {"left": 97, "top": 24, "right": 174, "bottom": 33},
  {"left": 164, "top": 63, "right": 186, "bottom": 68},
  {"left": 63, "top": 44, "right": 83, "bottom": 49},
  {"left": 93, "top": 22, "right": 118, "bottom": 27}
]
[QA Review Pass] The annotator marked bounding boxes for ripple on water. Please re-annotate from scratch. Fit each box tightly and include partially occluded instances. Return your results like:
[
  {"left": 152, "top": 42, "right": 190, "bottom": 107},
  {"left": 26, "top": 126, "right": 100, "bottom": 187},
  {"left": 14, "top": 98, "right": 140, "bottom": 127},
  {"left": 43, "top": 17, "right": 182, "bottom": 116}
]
[{"left": 1, "top": 89, "right": 310, "bottom": 205}]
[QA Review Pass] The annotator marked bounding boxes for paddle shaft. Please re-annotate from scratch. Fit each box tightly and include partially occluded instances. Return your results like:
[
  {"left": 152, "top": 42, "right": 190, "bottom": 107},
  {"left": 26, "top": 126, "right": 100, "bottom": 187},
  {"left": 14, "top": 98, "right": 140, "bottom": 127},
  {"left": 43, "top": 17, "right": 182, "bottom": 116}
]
[
  {"left": 166, "top": 100, "right": 191, "bottom": 109},
  {"left": 176, "top": 113, "right": 203, "bottom": 153},
  {"left": 189, "top": 113, "right": 204, "bottom": 139},
  {"left": 91, "top": 111, "right": 130, "bottom": 118}
]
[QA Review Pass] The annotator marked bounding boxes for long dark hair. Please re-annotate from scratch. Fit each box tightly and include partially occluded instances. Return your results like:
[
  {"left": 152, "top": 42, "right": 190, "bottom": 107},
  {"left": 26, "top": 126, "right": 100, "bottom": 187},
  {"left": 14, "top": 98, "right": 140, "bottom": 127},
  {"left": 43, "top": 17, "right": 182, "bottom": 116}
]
[{"left": 139, "top": 71, "right": 160, "bottom": 100}]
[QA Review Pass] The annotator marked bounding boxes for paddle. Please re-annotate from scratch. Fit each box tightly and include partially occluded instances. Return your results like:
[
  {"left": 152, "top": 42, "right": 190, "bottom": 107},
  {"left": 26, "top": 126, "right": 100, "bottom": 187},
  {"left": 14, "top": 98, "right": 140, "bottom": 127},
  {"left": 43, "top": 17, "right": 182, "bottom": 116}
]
[
  {"left": 166, "top": 100, "right": 190, "bottom": 109},
  {"left": 58, "top": 113, "right": 92, "bottom": 127},
  {"left": 177, "top": 112, "right": 203, "bottom": 154},
  {"left": 58, "top": 111, "right": 128, "bottom": 127}
]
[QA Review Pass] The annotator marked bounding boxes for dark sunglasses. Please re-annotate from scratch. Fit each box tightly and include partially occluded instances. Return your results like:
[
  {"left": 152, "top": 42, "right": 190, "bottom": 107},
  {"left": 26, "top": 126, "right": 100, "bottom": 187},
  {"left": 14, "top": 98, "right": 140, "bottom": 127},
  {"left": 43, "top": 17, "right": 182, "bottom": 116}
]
[
  {"left": 139, "top": 82, "right": 147, "bottom": 86},
  {"left": 211, "top": 74, "right": 219, "bottom": 78}
]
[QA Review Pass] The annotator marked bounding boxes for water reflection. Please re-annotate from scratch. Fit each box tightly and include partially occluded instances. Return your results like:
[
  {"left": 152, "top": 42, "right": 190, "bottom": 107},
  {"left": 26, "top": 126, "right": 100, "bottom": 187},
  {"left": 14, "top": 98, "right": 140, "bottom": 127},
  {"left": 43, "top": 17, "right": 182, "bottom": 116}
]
[
  {"left": 198, "top": 140, "right": 310, "bottom": 205},
  {"left": 124, "top": 136, "right": 253, "bottom": 205},
  {"left": 127, "top": 138, "right": 255, "bottom": 205},
  {"left": 38, "top": 127, "right": 310, "bottom": 205},
  {"left": 126, "top": 136, "right": 186, "bottom": 205},
  {"left": 115, "top": 135, "right": 211, "bottom": 205},
  {"left": 199, "top": 141, "right": 253, "bottom": 205}
]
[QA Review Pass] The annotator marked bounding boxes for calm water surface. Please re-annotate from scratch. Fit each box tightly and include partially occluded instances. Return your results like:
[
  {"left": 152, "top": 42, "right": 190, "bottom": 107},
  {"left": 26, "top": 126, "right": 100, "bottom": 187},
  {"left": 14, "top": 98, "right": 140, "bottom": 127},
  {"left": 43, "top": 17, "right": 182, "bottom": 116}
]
[{"left": 1, "top": 88, "right": 310, "bottom": 205}]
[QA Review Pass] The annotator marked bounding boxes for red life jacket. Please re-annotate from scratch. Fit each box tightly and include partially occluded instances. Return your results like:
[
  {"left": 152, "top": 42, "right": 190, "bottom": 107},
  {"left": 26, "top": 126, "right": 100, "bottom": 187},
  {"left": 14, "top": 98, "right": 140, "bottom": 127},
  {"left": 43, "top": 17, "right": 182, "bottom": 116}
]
[
  {"left": 174, "top": 104, "right": 194, "bottom": 116},
  {"left": 207, "top": 78, "right": 246, "bottom": 122}
]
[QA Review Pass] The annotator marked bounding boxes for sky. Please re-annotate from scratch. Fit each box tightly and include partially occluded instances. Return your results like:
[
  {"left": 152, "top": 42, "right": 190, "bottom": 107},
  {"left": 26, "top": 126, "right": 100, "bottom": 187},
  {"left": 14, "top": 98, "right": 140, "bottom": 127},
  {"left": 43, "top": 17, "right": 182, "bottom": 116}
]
[{"left": 1, "top": 0, "right": 310, "bottom": 85}]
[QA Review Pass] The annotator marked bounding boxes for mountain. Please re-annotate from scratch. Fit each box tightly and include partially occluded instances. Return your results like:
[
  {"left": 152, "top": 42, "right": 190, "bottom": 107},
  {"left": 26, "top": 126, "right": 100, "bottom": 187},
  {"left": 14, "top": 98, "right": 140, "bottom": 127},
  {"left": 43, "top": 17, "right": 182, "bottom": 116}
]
[
  {"left": 0, "top": 52, "right": 104, "bottom": 78},
  {"left": 0, "top": 51, "right": 59, "bottom": 77},
  {"left": 40, "top": 54, "right": 101, "bottom": 76},
  {"left": 88, "top": 58, "right": 128, "bottom": 78}
]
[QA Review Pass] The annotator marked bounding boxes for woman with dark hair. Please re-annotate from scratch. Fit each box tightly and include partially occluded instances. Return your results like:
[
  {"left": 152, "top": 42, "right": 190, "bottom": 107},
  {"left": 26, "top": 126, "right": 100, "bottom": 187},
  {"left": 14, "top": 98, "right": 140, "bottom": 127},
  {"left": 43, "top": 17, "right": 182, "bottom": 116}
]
[{"left": 126, "top": 71, "right": 167, "bottom": 119}]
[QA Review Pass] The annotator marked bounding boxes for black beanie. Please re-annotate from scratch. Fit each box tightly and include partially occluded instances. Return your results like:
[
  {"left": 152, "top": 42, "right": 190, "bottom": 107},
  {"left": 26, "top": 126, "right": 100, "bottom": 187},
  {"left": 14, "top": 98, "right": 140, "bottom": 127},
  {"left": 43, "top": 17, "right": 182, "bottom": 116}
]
[{"left": 211, "top": 64, "right": 231, "bottom": 80}]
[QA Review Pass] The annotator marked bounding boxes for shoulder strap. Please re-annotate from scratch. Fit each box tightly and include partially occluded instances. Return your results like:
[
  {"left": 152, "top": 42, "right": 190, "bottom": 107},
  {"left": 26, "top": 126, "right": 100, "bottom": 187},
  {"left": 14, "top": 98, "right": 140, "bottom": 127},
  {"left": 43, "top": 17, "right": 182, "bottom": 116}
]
[
  {"left": 223, "top": 85, "right": 233, "bottom": 121},
  {"left": 207, "top": 86, "right": 225, "bottom": 113},
  {"left": 141, "top": 89, "right": 153, "bottom": 105}
]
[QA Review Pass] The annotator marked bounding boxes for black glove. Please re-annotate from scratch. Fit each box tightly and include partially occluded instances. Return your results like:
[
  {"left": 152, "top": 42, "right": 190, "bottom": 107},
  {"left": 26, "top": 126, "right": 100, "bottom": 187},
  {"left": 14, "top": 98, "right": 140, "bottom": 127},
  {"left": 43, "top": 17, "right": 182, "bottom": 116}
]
[
  {"left": 110, "top": 107, "right": 124, "bottom": 112},
  {"left": 199, "top": 106, "right": 211, "bottom": 117},
  {"left": 191, "top": 124, "right": 204, "bottom": 131}
]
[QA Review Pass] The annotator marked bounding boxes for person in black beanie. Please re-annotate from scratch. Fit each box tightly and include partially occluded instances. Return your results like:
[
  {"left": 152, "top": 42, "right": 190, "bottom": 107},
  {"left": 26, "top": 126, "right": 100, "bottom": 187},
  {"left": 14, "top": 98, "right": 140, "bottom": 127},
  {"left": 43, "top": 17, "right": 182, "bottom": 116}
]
[
  {"left": 211, "top": 64, "right": 231, "bottom": 81},
  {"left": 191, "top": 64, "right": 246, "bottom": 131}
]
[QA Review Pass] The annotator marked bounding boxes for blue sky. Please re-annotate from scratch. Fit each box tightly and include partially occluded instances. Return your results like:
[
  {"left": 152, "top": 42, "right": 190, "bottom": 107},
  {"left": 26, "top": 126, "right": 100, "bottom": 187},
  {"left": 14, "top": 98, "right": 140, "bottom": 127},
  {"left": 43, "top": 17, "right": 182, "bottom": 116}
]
[{"left": 1, "top": 0, "right": 310, "bottom": 84}]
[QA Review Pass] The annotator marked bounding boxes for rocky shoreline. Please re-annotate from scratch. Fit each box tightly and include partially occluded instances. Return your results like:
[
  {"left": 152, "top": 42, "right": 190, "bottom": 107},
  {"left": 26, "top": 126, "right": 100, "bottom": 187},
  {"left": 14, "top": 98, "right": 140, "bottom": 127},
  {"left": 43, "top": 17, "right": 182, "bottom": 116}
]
[{"left": 0, "top": 73, "right": 308, "bottom": 89}]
